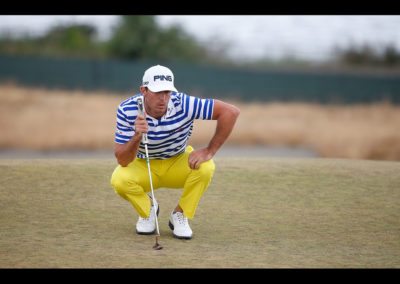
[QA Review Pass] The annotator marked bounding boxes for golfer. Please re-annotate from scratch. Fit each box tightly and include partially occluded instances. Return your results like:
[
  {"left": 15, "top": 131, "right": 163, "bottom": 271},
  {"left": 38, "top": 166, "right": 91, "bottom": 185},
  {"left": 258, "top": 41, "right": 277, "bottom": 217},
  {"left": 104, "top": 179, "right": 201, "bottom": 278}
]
[{"left": 110, "top": 64, "right": 240, "bottom": 239}]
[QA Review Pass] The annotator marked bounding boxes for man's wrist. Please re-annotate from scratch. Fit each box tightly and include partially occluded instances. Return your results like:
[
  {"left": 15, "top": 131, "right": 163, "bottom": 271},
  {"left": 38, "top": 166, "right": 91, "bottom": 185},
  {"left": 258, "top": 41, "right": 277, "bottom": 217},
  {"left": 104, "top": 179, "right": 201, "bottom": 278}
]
[
  {"left": 206, "top": 144, "right": 219, "bottom": 156},
  {"left": 132, "top": 133, "right": 142, "bottom": 143}
]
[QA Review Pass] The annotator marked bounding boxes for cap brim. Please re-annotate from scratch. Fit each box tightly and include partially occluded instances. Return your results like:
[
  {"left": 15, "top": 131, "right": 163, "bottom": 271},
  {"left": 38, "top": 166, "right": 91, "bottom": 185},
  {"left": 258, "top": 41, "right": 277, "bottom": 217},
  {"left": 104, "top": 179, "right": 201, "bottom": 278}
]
[{"left": 147, "top": 83, "right": 177, "bottom": 93}]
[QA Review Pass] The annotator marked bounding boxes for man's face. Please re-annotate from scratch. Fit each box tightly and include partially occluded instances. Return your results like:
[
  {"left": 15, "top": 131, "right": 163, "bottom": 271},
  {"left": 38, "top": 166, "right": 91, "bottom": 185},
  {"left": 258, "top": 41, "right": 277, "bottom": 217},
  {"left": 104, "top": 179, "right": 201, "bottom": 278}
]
[{"left": 141, "top": 87, "right": 171, "bottom": 119}]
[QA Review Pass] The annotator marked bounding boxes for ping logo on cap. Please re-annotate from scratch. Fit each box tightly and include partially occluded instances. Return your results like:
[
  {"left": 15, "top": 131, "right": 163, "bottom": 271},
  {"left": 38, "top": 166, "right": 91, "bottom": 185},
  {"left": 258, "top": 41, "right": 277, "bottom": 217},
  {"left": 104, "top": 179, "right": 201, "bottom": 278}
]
[
  {"left": 154, "top": 75, "right": 172, "bottom": 82},
  {"left": 142, "top": 64, "right": 178, "bottom": 92}
]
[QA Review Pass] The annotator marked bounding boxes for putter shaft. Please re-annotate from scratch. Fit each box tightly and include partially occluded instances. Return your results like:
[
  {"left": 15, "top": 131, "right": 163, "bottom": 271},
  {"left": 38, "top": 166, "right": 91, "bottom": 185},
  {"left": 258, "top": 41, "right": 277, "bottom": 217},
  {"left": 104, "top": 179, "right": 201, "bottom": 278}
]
[{"left": 138, "top": 97, "right": 162, "bottom": 250}]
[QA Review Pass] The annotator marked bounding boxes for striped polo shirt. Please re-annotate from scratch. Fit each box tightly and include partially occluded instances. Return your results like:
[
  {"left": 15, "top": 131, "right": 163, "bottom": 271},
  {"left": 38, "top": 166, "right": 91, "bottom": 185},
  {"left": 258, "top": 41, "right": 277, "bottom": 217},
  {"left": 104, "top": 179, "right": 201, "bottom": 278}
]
[{"left": 114, "top": 92, "right": 214, "bottom": 159}]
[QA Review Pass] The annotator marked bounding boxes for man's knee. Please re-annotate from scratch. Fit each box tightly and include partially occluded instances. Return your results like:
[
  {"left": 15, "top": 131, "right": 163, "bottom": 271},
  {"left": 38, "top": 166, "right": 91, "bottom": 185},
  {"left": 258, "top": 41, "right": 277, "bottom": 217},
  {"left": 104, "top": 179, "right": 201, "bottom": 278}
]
[
  {"left": 110, "top": 170, "right": 124, "bottom": 195},
  {"left": 198, "top": 159, "right": 216, "bottom": 179},
  {"left": 110, "top": 167, "right": 136, "bottom": 196}
]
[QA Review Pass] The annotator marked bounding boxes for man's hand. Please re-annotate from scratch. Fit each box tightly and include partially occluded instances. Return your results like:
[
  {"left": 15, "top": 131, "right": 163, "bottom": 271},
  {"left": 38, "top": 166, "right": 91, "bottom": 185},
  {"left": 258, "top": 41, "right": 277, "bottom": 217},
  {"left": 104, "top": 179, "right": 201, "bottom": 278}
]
[
  {"left": 188, "top": 148, "right": 214, "bottom": 170},
  {"left": 134, "top": 114, "right": 148, "bottom": 138}
]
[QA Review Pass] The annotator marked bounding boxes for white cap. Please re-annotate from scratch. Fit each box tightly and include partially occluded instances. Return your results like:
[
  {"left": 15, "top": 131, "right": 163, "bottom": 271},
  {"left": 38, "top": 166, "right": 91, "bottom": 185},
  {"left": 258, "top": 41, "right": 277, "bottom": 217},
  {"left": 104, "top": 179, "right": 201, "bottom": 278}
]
[{"left": 142, "top": 65, "right": 178, "bottom": 92}]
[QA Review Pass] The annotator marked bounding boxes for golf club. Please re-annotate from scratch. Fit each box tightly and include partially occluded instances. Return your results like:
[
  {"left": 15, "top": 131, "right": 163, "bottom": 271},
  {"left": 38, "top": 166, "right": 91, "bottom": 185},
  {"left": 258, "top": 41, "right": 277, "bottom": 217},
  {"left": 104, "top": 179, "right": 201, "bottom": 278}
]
[{"left": 137, "top": 97, "right": 163, "bottom": 250}]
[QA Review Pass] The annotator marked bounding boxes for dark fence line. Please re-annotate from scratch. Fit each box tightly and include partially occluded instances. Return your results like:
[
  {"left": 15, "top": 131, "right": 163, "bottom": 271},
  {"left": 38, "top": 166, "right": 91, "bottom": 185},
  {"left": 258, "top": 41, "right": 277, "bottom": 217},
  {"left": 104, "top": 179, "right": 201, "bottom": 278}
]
[{"left": 1, "top": 54, "right": 400, "bottom": 103}]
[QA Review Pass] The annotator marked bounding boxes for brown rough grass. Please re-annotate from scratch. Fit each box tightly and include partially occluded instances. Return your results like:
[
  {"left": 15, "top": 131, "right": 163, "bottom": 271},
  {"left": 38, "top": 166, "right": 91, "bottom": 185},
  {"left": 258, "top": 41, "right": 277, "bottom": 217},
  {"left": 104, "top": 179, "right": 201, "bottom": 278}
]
[{"left": 1, "top": 83, "right": 400, "bottom": 160}]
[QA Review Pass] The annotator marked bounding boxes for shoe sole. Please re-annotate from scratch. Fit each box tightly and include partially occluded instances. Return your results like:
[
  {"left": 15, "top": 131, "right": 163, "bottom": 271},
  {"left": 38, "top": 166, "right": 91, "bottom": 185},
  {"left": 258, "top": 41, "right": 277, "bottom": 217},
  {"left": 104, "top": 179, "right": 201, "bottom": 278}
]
[
  {"left": 136, "top": 205, "right": 160, "bottom": 235},
  {"left": 168, "top": 221, "right": 192, "bottom": 240}
]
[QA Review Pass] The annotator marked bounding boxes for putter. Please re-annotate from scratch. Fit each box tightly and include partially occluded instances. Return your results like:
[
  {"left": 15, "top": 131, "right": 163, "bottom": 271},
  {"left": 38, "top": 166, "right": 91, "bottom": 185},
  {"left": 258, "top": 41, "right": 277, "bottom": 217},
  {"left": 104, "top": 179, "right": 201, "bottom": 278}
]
[{"left": 137, "top": 97, "right": 163, "bottom": 250}]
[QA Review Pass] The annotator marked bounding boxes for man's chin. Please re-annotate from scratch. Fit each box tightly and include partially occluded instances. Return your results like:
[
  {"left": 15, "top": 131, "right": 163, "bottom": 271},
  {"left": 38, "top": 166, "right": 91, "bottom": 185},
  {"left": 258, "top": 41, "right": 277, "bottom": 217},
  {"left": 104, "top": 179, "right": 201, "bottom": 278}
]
[{"left": 154, "top": 109, "right": 167, "bottom": 117}]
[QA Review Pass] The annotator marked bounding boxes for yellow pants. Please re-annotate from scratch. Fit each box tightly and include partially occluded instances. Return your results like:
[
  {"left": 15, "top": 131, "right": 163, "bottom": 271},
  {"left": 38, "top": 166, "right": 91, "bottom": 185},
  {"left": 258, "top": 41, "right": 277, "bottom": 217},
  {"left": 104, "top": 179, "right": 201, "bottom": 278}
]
[{"left": 110, "top": 146, "right": 215, "bottom": 219}]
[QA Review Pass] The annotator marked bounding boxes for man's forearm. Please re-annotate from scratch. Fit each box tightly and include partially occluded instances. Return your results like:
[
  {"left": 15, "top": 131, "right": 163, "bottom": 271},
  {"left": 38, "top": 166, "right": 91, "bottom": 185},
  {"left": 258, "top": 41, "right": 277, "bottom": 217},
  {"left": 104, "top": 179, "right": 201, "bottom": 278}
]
[
  {"left": 207, "top": 106, "right": 240, "bottom": 155},
  {"left": 115, "top": 134, "right": 142, "bottom": 167}
]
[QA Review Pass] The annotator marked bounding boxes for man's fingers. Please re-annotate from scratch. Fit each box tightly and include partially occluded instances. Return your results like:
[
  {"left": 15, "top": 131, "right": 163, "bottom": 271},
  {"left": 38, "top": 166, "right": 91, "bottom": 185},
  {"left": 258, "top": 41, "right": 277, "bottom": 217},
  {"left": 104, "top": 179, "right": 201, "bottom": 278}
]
[
  {"left": 135, "top": 114, "right": 148, "bottom": 134},
  {"left": 189, "top": 156, "right": 201, "bottom": 170},
  {"left": 189, "top": 162, "right": 199, "bottom": 170}
]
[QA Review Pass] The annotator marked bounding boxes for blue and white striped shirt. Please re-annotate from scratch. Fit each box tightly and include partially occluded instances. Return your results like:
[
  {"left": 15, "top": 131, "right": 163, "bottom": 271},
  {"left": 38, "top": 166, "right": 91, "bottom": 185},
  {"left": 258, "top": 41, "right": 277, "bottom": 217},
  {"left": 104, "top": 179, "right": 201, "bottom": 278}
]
[{"left": 114, "top": 92, "right": 214, "bottom": 159}]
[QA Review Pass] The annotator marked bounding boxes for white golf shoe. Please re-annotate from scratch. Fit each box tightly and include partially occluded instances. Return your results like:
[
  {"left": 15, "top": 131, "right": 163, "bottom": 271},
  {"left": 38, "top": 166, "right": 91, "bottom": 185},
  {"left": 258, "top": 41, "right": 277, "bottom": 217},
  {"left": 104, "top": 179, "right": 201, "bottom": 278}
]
[
  {"left": 168, "top": 211, "right": 193, "bottom": 239},
  {"left": 136, "top": 199, "right": 159, "bottom": 235}
]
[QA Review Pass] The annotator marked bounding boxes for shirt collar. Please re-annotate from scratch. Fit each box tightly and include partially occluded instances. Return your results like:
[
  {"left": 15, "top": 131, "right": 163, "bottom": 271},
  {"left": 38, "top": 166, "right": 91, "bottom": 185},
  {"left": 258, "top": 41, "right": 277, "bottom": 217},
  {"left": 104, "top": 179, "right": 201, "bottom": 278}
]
[{"left": 163, "top": 98, "right": 176, "bottom": 119}]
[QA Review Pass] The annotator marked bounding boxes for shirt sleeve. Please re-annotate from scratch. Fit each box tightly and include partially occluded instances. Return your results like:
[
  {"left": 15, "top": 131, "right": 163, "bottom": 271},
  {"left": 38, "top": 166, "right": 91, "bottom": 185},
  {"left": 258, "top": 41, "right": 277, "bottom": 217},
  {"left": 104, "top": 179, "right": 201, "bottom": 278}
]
[
  {"left": 114, "top": 105, "right": 135, "bottom": 144},
  {"left": 188, "top": 95, "right": 214, "bottom": 120}
]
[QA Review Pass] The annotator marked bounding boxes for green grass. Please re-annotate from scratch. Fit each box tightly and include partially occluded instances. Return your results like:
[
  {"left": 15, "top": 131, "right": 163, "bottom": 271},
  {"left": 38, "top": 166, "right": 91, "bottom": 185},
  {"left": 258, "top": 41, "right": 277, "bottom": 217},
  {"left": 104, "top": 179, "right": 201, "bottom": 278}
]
[{"left": 0, "top": 157, "right": 399, "bottom": 268}]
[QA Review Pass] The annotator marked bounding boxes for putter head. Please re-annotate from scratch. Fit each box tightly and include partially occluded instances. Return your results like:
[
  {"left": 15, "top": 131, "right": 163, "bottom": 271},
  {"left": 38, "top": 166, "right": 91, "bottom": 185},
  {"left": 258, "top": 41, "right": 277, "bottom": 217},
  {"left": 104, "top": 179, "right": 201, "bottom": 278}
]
[
  {"left": 153, "top": 235, "right": 163, "bottom": 250},
  {"left": 153, "top": 243, "right": 163, "bottom": 250}
]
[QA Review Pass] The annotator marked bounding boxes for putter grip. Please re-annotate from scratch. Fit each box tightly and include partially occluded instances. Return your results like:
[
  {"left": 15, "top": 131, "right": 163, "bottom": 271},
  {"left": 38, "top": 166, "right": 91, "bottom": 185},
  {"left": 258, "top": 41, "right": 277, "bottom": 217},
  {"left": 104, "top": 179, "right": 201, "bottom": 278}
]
[{"left": 137, "top": 98, "right": 148, "bottom": 144}]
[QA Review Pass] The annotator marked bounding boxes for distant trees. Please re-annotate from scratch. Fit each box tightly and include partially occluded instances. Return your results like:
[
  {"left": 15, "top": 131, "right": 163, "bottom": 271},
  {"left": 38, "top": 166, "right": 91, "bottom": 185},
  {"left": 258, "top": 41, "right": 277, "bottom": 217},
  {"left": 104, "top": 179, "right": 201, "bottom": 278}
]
[
  {"left": 39, "top": 24, "right": 101, "bottom": 56},
  {"left": 1, "top": 16, "right": 400, "bottom": 69},
  {"left": 334, "top": 44, "right": 400, "bottom": 67},
  {"left": 0, "top": 23, "right": 105, "bottom": 58},
  {"left": 107, "top": 16, "right": 209, "bottom": 62},
  {"left": 0, "top": 16, "right": 211, "bottom": 63}
]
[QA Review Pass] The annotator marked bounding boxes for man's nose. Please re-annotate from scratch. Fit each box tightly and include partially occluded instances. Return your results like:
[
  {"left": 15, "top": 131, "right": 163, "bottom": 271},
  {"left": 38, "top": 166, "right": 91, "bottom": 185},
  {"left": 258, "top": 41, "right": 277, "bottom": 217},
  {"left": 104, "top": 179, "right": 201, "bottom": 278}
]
[{"left": 160, "top": 92, "right": 169, "bottom": 101}]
